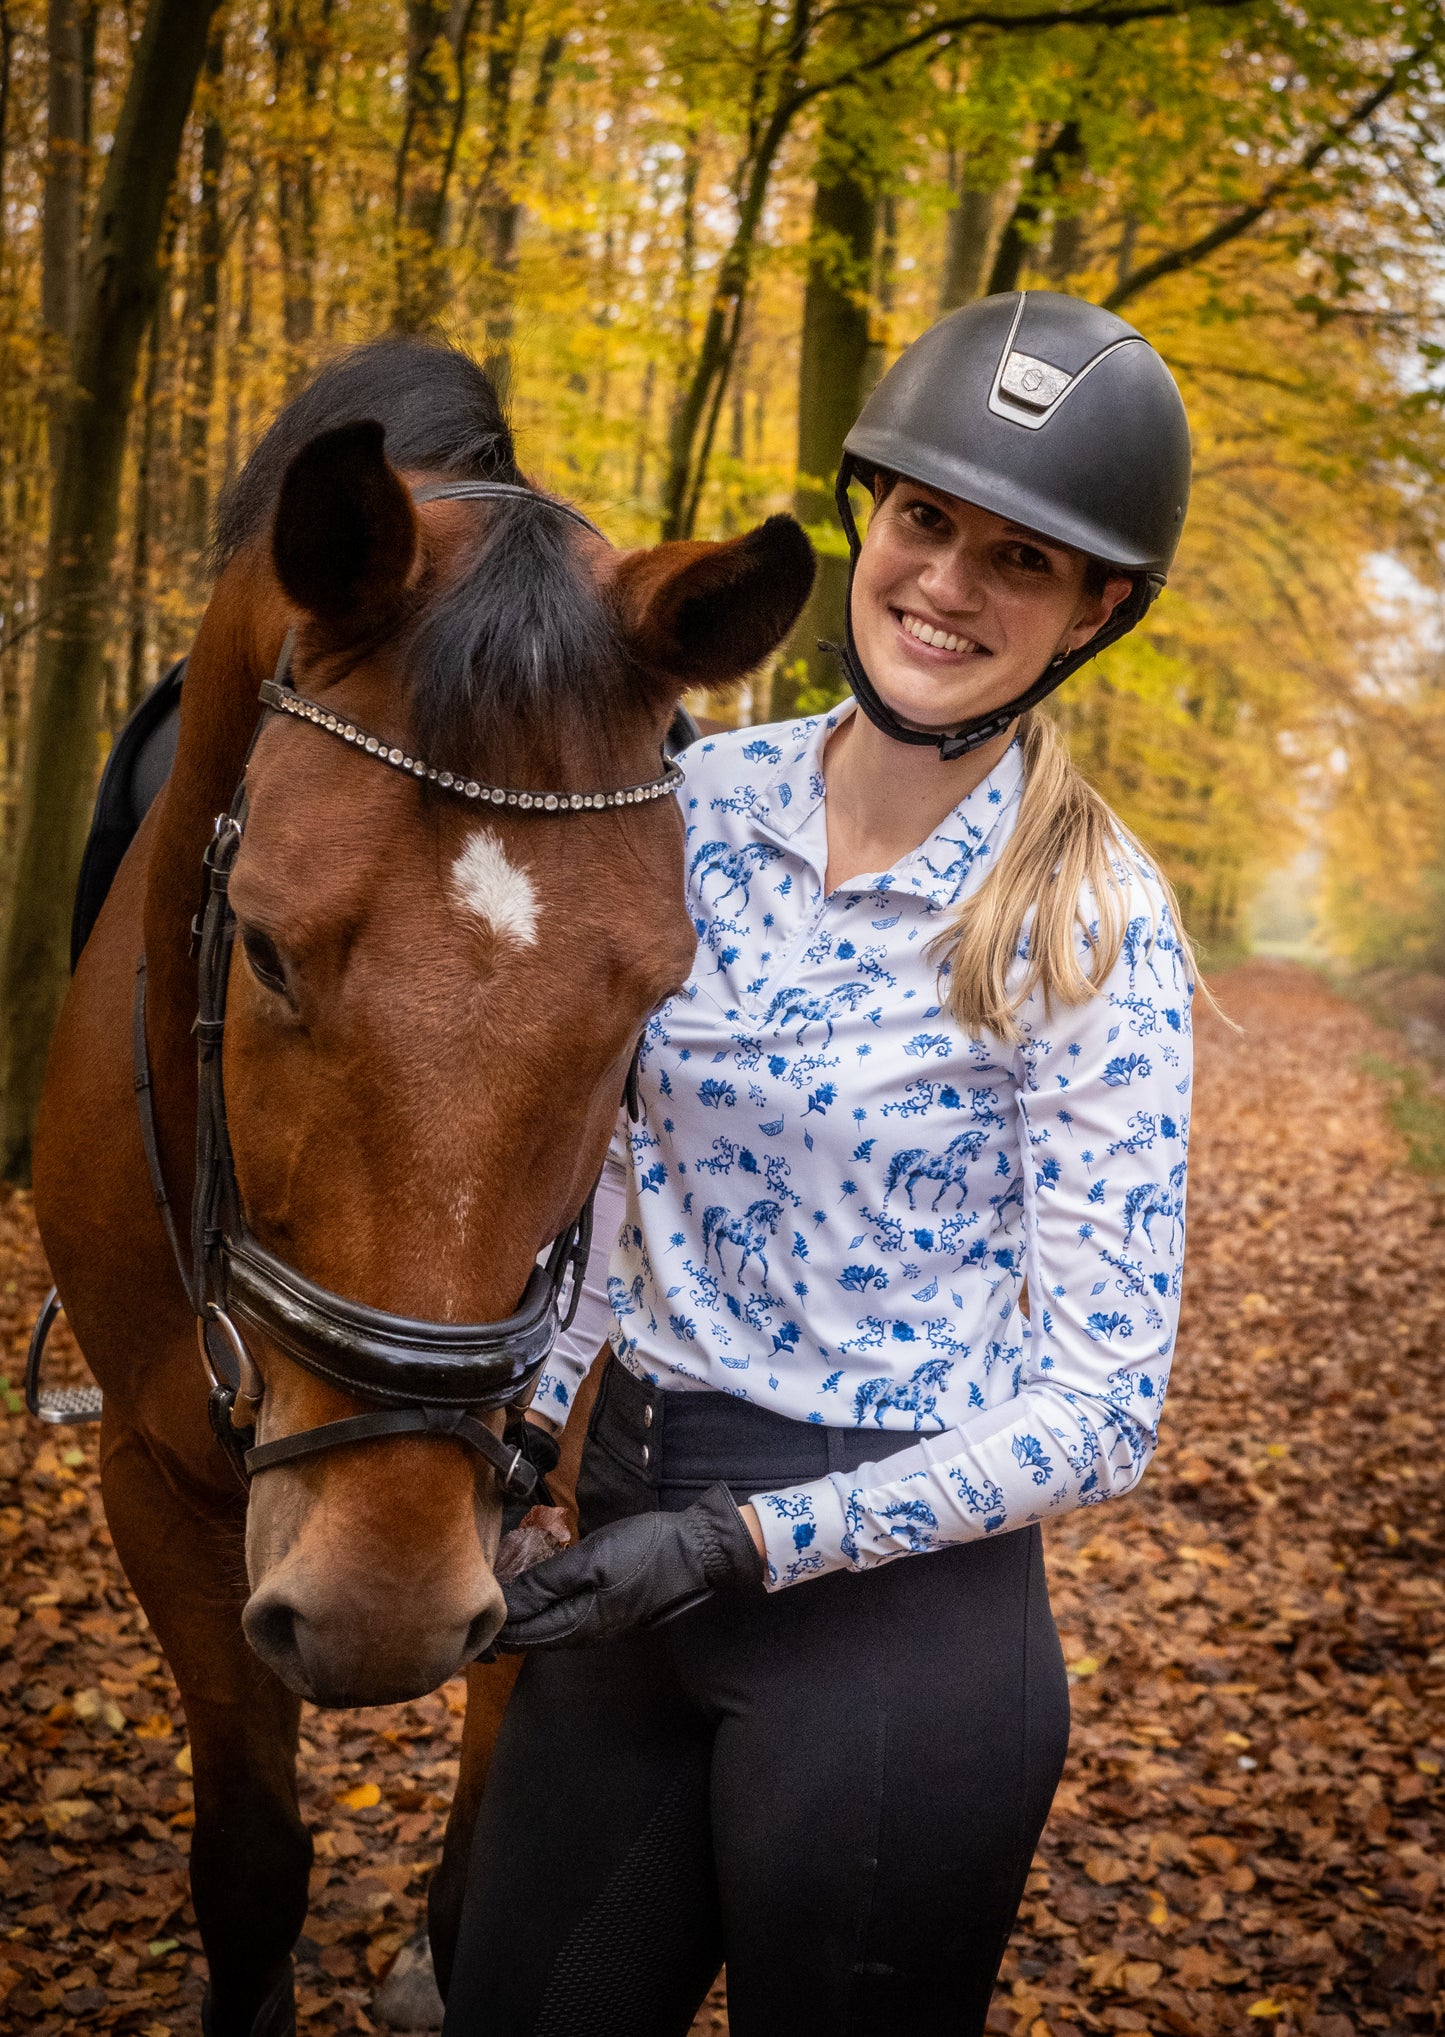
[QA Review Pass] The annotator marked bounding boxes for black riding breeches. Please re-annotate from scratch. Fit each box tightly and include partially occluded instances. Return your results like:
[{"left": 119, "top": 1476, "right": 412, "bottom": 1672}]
[{"left": 441, "top": 1359, "right": 1071, "bottom": 2037}]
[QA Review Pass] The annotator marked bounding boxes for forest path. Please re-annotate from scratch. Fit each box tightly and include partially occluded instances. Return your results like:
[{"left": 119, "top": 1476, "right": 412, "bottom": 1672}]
[{"left": 0, "top": 962, "right": 1440, "bottom": 2036}]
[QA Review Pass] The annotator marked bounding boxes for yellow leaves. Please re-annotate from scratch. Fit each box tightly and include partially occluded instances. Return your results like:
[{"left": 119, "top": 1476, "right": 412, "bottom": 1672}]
[
  {"left": 1083, "top": 1950, "right": 1162, "bottom": 1997},
  {"left": 39, "top": 1768, "right": 95, "bottom": 1833},
  {"left": 72, "top": 1685, "right": 125, "bottom": 1734},
  {"left": 1220, "top": 1731, "right": 1252, "bottom": 1750},
  {"left": 365, "top": 1928, "right": 408, "bottom": 1980},
  {"left": 338, "top": 1781, "right": 381, "bottom": 1810},
  {"left": 1248, "top": 2000, "right": 1288, "bottom": 2019},
  {"left": 133, "top": 1713, "right": 173, "bottom": 1739},
  {"left": 173, "top": 1743, "right": 193, "bottom": 1776},
  {"left": 1415, "top": 1755, "right": 1440, "bottom": 1776},
  {"left": 1067, "top": 1653, "right": 1100, "bottom": 1679}
]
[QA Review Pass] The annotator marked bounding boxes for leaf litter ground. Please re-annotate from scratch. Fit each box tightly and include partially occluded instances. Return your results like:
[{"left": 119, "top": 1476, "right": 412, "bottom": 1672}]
[{"left": 0, "top": 961, "right": 1440, "bottom": 2036}]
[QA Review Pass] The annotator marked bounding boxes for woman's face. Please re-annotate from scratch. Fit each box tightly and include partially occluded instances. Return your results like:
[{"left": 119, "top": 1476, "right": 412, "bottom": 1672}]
[{"left": 850, "top": 477, "right": 1134, "bottom": 733}]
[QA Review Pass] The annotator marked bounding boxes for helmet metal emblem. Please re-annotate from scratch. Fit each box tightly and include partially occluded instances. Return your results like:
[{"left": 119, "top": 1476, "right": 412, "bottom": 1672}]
[{"left": 999, "top": 351, "right": 1071, "bottom": 411}]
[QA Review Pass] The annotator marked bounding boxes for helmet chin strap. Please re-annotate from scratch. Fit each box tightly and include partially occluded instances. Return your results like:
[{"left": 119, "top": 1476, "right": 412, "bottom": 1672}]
[{"left": 823, "top": 461, "right": 1160, "bottom": 763}]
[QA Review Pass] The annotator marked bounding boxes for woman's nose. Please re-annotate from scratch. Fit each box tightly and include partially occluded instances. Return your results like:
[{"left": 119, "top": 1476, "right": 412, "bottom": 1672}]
[{"left": 918, "top": 545, "right": 986, "bottom": 615}]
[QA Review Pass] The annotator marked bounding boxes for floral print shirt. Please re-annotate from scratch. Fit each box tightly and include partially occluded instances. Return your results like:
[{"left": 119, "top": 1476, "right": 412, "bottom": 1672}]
[{"left": 536, "top": 707, "right": 1194, "bottom": 1589}]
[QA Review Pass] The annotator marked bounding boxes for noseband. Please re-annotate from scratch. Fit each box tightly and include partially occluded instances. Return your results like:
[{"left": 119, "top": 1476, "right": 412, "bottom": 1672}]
[{"left": 135, "top": 479, "right": 681, "bottom": 1495}]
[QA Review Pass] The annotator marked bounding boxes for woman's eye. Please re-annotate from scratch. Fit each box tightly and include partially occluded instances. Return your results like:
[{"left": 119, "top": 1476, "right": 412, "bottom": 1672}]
[
  {"left": 1008, "top": 545, "right": 1051, "bottom": 574},
  {"left": 241, "top": 927, "right": 290, "bottom": 996}
]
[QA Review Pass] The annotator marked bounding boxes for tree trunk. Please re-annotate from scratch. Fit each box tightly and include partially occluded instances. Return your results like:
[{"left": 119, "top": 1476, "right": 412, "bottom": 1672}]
[
  {"left": 180, "top": 21, "right": 225, "bottom": 552},
  {"left": 0, "top": 0, "right": 222, "bottom": 1181},
  {"left": 478, "top": 25, "right": 565, "bottom": 404},
  {"left": 772, "top": 105, "right": 876, "bottom": 721},
  {"left": 988, "top": 120, "right": 1083, "bottom": 296},
  {"left": 125, "top": 254, "right": 170, "bottom": 715},
  {"left": 42, "top": 0, "right": 87, "bottom": 467},
  {"left": 939, "top": 177, "right": 1000, "bottom": 310},
  {"left": 222, "top": 174, "right": 258, "bottom": 492},
  {"left": 0, "top": 2, "right": 17, "bottom": 268},
  {"left": 272, "top": 0, "right": 331, "bottom": 386},
  {"left": 393, "top": 0, "right": 482, "bottom": 333},
  {"left": 659, "top": 101, "right": 792, "bottom": 542}
]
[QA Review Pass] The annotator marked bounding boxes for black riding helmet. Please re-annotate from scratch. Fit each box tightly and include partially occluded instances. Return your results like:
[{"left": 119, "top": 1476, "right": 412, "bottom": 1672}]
[{"left": 831, "top": 289, "right": 1191, "bottom": 760}]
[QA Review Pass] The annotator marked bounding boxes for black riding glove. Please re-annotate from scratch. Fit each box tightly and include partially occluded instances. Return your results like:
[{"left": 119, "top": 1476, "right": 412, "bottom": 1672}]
[
  {"left": 496, "top": 1483, "right": 765, "bottom": 1650},
  {"left": 500, "top": 1414, "right": 561, "bottom": 1536}
]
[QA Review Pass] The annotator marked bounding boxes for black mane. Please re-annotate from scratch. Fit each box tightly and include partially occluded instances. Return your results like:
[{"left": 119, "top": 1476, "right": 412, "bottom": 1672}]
[{"left": 215, "top": 335, "right": 625, "bottom": 773}]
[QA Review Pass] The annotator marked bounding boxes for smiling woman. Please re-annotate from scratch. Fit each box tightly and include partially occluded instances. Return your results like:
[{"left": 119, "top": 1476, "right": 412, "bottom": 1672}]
[
  {"left": 443, "top": 293, "right": 1207, "bottom": 2037},
  {"left": 851, "top": 482, "right": 1131, "bottom": 733}
]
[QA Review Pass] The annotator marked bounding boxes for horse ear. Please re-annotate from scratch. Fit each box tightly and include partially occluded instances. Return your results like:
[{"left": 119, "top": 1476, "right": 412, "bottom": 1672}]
[
  {"left": 613, "top": 515, "right": 815, "bottom": 692},
  {"left": 272, "top": 420, "right": 417, "bottom": 631}
]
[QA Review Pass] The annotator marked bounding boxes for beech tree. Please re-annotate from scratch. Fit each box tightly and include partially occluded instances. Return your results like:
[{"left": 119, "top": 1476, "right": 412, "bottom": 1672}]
[{"left": 0, "top": 0, "right": 222, "bottom": 1179}]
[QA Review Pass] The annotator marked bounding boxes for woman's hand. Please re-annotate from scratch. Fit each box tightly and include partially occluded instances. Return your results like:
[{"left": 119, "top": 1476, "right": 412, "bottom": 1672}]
[{"left": 496, "top": 1484, "right": 766, "bottom": 1650}]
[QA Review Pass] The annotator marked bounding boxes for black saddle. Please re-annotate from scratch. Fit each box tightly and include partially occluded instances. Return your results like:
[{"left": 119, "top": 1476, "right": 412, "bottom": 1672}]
[
  {"left": 69, "top": 659, "right": 701, "bottom": 972},
  {"left": 71, "top": 660, "right": 185, "bottom": 970}
]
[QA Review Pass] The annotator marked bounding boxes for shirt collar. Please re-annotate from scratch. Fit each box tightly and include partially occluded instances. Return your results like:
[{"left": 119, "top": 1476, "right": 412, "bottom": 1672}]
[{"left": 748, "top": 701, "right": 1026, "bottom": 912}]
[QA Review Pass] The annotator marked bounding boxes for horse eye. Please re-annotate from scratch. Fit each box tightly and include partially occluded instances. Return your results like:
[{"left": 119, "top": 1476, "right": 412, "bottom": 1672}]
[{"left": 240, "top": 926, "right": 289, "bottom": 996}]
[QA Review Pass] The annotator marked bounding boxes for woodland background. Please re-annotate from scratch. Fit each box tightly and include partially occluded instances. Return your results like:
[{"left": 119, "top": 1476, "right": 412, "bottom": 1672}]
[{"left": 1, "top": 0, "right": 1445, "bottom": 1159}]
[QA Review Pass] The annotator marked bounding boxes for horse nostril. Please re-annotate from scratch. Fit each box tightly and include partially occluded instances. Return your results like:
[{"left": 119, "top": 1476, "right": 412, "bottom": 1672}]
[
  {"left": 242, "top": 1593, "right": 309, "bottom": 1688},
  {"left": 464, "top": 1602, "right": 504, "bottom": 1662}
]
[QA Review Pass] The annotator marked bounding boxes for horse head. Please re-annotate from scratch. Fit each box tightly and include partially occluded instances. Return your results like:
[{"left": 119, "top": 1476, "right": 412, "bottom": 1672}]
[{"left": 193, "top": 378, "right": 812, "bottom": 1707}]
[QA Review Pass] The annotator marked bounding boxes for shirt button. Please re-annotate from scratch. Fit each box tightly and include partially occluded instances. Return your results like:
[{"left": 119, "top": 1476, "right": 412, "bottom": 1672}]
[
  {"left": 641, "top": 1444, "right": 650, "bottom": 1467},
  {"left": 643, "top": 1405, "right": 654, "bottom": 1428}
]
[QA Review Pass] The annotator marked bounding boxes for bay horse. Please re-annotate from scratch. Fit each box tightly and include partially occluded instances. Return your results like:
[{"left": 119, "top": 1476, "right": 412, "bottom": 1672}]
[{"left": 31, "top": 337, "right": 813, "bottom": 2037}]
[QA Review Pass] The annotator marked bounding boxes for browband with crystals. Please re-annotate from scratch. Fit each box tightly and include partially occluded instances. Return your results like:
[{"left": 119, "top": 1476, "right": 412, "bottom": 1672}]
[{"left": 258, "top": 657, "right": 683, "bottom": 813}]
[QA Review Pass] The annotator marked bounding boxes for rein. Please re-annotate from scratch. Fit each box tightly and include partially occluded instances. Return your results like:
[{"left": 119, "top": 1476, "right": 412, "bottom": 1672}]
[{"left": 136, "top": 478, "right": 667, "bottom": 1494}]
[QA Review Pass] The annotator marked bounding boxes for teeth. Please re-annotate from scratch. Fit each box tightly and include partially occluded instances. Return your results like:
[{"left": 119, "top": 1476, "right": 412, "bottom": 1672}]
[{"left": 902, "top": 611, "right": 974, "bottom": 654}]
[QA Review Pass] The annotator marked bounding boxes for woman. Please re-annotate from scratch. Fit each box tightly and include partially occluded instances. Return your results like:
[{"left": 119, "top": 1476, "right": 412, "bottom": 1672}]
[{"left": 444, "top": 289, "right": 1196, "bottom": 2035}]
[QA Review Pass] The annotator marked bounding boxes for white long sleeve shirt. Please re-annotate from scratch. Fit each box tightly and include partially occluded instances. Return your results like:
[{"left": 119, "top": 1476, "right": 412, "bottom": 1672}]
[{"left": 534, "top": 707, "right": 1193, "bottom": 1588}]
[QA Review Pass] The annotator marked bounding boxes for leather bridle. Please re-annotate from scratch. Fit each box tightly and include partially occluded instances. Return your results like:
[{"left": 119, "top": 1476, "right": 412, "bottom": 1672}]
[{"left": 135, "top": 479, "right": 678, "bottom": 1494}]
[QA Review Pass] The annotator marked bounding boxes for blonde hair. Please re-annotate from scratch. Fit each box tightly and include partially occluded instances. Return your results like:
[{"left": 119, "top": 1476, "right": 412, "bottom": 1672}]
[{"left": 931, "top": 709, "right": 1200, "bottom": 1044}]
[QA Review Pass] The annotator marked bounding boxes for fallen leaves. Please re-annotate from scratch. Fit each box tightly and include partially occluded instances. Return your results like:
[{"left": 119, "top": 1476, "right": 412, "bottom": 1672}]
[
  {"left": 994, "top": 964, "right": 1445, "bottom": 2037},
  {"left": 0, "top": 962, "right": 1440, "bottom": 2036}
]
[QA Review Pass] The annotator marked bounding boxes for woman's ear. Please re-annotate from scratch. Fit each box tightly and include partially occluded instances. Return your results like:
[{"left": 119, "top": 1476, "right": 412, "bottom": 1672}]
[
  {"left": 272, "top": 420, "right": 418, "bottom": 634},
  {"left": 612, "top": 515, "right": 815, "bottom": 693},
  {"left": 1066, "top": 573, "right": 1135, "bottom": 651}
]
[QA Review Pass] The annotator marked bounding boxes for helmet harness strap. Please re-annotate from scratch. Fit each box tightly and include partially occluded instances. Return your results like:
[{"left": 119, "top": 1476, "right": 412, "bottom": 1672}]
[{"left": 823, "top": 457, "right": 1163, "bottom": 763}]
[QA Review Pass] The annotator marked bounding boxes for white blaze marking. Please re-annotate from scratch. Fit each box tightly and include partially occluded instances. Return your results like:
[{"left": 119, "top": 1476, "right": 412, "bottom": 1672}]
[{"left": 451, "top": 829, "right": 540, "bottom": 947}]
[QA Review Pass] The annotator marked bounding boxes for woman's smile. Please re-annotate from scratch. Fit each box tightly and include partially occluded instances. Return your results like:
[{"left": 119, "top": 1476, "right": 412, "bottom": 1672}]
[{"left": 893, "top": 606, "right": 993, "bottom": 659}]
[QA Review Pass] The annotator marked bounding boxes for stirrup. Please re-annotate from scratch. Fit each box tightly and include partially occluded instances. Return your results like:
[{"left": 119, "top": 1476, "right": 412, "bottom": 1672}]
[{"left": 23, "top": 1287, "right": 102, "bottom": 1424}]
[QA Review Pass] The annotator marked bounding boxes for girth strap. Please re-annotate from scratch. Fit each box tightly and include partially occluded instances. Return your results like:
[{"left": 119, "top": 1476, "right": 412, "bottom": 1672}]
[{"left": 244, "top": 1403, "right": 537, "bottom": 1496}]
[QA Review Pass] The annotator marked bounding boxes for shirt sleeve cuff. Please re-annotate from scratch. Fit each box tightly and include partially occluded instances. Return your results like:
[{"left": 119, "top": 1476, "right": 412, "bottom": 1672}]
[
  {"left": 750, "top": 1476, "right": 853, "bottom": 1590},
  {"left": 531, "top": 1365, "right": 580, "bottom": 1426}
]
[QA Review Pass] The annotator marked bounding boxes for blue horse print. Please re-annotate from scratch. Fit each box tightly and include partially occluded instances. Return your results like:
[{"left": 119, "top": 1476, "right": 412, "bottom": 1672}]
[
  {"left": 883, "top": 1128, "right": 989, "bottom": 1209},
  {"left": 1122, "top": 1158, "right": 1187, "bottom": 1253},
  {"left": 689, "top": 839, "right": 782, "bottom": 911},
  {"left": 853, "top": 1356, "right": 954, "bottom": 1428},
  {"left": 701, "top": 1198, "right": 783, "bottom": 1285},
  {"left": 763, "top": 979, "right": 876, "bottom": 1046}
]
